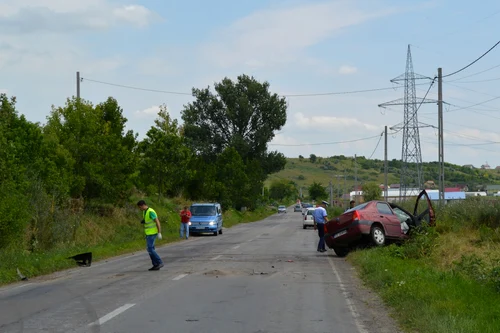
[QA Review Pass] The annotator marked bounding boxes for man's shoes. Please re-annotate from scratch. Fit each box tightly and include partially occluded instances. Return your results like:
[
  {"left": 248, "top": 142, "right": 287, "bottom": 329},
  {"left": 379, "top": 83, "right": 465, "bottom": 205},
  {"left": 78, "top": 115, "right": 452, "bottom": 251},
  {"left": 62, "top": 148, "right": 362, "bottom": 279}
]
[
  {"left": 148, "top": 263, "right": 164, "bottom": 271},
  {"left": 320, "top": 249, "right": 327, "bottom": 252}
]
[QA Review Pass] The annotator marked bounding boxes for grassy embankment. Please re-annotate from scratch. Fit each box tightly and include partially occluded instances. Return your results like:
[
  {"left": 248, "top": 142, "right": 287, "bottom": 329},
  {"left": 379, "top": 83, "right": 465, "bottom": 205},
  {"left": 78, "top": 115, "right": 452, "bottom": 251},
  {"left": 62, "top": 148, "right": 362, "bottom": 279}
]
[
  {"left": 0, "top": 196, "right": 274, "bottom": 286},
  {"left": 349, "top": 197, "right": 500, "bottom": 333}
]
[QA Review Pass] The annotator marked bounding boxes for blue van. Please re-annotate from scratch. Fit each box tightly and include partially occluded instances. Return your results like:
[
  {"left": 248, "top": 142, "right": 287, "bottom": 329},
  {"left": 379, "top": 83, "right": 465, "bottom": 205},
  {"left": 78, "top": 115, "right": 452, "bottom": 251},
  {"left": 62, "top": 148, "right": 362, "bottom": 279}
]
[{"left": 189, "top": 203, "right": 223, "bottom": 236}]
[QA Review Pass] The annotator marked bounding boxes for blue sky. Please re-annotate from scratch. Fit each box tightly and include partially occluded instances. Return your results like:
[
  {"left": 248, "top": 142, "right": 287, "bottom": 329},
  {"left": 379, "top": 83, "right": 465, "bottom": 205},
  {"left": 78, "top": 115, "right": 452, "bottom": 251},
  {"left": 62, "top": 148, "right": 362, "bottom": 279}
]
[{"left": 1, "top": 0, "right": 500, "bottom": 168}]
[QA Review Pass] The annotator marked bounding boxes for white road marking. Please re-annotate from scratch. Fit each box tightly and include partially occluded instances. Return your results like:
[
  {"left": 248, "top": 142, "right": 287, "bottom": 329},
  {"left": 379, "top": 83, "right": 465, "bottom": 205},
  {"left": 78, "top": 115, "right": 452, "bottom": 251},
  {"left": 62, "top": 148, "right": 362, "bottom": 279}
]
[
  {"left": 326, "top": 256, "right": 369, "bottom": 333},
  {"left": 247, "top": 238, "right": 255, "bottom": 242},
  {"left": 172, "top": 274, "right": 188, "bottom": 280},
  {"left": 88, "top": 303, "right": 135, "bottom": 327},
  {"left": 232, "top": 245, "right": 240, "bottom": 249},
  {"left": 210, "top": 255, "right": 222, "bottom": 260}
]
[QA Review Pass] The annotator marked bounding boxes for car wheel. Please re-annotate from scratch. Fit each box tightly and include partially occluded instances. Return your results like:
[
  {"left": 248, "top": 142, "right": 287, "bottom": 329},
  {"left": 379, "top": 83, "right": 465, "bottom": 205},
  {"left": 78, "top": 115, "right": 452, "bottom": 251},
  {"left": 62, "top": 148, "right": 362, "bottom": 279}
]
[
  {"left": 333, "top": 247, "right": 349, "bottom": 257},
  {"left": 213, "top": 231, "right": 218, "bottom": 236},
  {"left": 371, "top": 225, "right": 385, "bottom": 246},
  {"left": 303, "top": 225, "right": 307, "bottom": 229},
  {"left": 219, "top": 228, "right": 223, "bottom": 234}
]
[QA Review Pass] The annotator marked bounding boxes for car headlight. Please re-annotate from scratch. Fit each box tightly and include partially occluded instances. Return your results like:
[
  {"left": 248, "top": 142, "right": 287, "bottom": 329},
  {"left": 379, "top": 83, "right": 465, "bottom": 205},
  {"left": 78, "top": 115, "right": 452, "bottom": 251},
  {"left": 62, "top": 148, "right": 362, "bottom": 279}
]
[
  {"left": 188, "top": 222, "right": 191, "bottom": 225},
  {"left": 209, "top": 221, "right": 215, "bottom": 225}
]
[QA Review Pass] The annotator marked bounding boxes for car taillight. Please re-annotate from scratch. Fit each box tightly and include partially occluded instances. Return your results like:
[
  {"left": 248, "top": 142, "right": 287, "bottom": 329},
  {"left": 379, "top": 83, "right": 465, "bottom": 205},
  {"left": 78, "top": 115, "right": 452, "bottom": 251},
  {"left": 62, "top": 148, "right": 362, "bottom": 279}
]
[
  {"left": 304, "top": 215, "right": 307, "bottom": 220},
  {"left": 352, "top": 210, "right": 361, "bottom": 221}
]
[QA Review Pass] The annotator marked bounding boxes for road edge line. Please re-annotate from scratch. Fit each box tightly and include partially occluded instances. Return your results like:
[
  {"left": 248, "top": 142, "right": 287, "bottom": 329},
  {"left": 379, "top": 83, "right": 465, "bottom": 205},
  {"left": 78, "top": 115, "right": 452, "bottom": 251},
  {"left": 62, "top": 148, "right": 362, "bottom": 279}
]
[{"left": 326, "top": 256, "right": 369, "bottom": 333}]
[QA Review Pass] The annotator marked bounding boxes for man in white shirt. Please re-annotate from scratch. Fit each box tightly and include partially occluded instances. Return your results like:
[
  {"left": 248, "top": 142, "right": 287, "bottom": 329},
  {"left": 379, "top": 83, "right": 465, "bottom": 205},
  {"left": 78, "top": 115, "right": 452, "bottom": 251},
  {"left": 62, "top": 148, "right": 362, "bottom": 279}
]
[{"left": 313, "top": 201, "right": 329, "bottom": 252}]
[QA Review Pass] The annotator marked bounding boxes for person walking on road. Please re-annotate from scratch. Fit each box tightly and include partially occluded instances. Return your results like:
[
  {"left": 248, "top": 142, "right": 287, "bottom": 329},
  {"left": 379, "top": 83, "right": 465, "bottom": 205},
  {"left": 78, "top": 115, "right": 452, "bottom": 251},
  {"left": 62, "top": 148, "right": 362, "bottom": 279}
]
[
  {"left": 313, "top": 200, "right": 329, "bottom": 252},
  {"left": 137, "top": 200, "right": 164, "bottom": 271},
  {"left": 180, "top": 205, "right": 191, "bottom": 239}
]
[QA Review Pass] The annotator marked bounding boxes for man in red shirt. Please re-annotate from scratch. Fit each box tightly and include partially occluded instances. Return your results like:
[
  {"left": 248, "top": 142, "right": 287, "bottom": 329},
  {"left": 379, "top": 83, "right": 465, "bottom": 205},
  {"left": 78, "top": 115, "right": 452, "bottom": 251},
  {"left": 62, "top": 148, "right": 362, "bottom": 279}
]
[{"left": 180, "top": 206, "right": 192, "bottom": 240}]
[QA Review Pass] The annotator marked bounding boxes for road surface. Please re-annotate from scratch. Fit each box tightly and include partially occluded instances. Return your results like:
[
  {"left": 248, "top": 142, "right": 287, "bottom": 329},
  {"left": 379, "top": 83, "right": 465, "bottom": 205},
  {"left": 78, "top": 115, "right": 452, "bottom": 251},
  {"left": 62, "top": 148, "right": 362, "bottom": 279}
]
[{"left": 0, "top": 207, "right": 399, "bottom": 333}]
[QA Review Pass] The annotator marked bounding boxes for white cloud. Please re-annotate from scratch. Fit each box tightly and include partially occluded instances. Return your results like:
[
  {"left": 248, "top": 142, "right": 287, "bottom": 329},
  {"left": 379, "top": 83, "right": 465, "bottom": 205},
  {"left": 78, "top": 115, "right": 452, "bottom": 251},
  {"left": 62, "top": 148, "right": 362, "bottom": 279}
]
[
  {"left": 0, "top": 0, "right": 158, "bottom": 33},
  {"left": 201, "top": 1, "right": 400, "bottom": 69},
  {"left": 339, "top": 65, "right": 358, "bottom": 75},
  {"left": 134, "top": 105, "right": 161, "bottom": 118},
  {"left": 293, "top": 112, "right": 379, "bottom": 131}
]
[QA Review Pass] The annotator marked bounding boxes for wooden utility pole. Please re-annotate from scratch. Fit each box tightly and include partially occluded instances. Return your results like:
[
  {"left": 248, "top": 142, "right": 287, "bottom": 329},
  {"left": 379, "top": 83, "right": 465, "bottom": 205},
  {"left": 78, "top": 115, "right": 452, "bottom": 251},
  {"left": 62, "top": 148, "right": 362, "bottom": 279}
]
[
  {"left": 438, "top": 68, "right": 445, "bottom": 206},
  {"left": 384, "top": 126, "right": 388, "bottom": 201},
  {"left": 354, "top": 154, "right": 358, "bottom": 204},
  {"left": 329, "top": 181, "right": 333, "bottom": 206},
  {"left": 76, "top": 71, "right": 81, "bottom": 99}
]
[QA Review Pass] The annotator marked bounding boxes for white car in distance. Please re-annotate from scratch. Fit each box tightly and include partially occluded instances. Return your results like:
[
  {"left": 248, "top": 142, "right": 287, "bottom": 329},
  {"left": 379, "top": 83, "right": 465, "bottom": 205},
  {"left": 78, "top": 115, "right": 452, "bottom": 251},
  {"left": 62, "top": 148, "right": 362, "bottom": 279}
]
[{"left": 303, "top": 207, "right": 316, "bottom": 229}]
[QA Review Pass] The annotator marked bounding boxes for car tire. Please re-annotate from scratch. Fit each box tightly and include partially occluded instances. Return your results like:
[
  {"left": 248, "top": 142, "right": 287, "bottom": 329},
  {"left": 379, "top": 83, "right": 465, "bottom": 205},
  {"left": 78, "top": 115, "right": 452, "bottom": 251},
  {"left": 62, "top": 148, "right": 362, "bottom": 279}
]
[
  {"left": 219, "top": 228, "right": 223, "bottom": 235},
  {"left": 213, "top": 231, "right": 218, "bottom": 236},
  {"left": 333, "top": 247, "right": 349, "bottom": 257},
  {"left": 303, "top": 225, "right": 307, "bottom": 229},
  {"left": 371, "top": 225, "right": 385, "bottom": 246}
]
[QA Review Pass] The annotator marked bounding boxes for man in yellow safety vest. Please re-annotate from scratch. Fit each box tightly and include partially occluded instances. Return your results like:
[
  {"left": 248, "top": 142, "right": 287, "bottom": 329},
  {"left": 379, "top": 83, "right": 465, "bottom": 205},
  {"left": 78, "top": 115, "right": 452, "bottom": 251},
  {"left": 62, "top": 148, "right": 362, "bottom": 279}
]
[{"left": 137, "top": 200, "right": 164, "bottom": 271}]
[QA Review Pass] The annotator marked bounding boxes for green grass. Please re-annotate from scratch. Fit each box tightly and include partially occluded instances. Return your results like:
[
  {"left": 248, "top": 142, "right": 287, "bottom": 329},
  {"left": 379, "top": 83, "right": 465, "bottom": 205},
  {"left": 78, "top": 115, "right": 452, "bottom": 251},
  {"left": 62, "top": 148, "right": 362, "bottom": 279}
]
[
  {"left": 350, "top": 248, "right": 500, "bottom": 333},
  {"left": 0, "top": 197, "right": 274, "bottom": 286}
]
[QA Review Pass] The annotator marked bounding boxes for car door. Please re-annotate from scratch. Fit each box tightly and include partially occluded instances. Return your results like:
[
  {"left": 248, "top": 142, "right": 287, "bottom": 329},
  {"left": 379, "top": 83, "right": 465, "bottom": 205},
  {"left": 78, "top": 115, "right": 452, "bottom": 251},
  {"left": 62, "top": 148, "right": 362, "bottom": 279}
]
[
  {"left": 414, "top": 190, "right": 436, "bottom": 227},
  {"left": 375, "top": 202, "right": 401, "bottom": 237}
]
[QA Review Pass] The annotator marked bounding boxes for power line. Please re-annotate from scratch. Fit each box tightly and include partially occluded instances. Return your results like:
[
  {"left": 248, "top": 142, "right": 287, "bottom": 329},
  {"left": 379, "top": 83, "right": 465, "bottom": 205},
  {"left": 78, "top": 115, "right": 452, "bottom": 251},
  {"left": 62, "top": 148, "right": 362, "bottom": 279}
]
[
  {"left": 442, "top": 40, "right": 500, "bottom": 78},
  {"left": 368, "top": 132, "right": 384, "bottom": 159},
  {"left": 446, "top": 63, "right": 500, "bottom": 82},
  {"left": 81, "top": 76, "right": 431, "bottom": 98},
  {"left": 451, "top": 76, "right": 500, "bottom": 84},
  {"left": 268, "top": 134, "right": 381, "bottom": 147},
  {"left": 81, "top": 78, "right": 193, "bottom": 96},
  {"left": 445, "top": 95, "right": 500, "bottom": 112}
]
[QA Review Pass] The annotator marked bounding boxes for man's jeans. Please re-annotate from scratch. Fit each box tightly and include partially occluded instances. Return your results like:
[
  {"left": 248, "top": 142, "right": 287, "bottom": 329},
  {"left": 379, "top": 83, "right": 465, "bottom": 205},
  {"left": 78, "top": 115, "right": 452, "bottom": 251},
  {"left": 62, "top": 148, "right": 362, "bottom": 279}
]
[
  {"left": 180, "top": 222, "right": 189, "bottom": 239},
  {"left": 146, "top": 234, "right": 163, "bottom": 266},
  {"left": 317, "top": 223, "right": 325, "bottom": 251}
]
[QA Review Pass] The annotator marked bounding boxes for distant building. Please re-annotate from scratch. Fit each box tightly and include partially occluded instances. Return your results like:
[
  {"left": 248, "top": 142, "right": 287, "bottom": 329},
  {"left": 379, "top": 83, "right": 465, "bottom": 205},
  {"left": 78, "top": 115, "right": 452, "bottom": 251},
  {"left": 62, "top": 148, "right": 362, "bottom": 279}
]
[
  {"left": 463, "top": 164, "right": 475, "bottom": 169},
  {"left": 481, "top": 162, "right": 491, "bottom": 170}
]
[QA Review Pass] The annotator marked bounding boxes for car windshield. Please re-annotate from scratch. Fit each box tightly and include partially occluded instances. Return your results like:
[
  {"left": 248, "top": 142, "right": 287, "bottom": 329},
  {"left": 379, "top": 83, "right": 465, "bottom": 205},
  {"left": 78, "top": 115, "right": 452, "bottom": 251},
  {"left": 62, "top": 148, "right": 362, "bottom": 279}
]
[
  {"left": 306, "top": 209, "right": 315, "bottom": 215},
  {"left": 295, "top": 205, "right": 300, "bottom": 208},
  {"left": 278, "top": 206, "right": 285, "bottom": 209},
  {"left": 190, "top": 205, "right": 216, "bottom": 216}
]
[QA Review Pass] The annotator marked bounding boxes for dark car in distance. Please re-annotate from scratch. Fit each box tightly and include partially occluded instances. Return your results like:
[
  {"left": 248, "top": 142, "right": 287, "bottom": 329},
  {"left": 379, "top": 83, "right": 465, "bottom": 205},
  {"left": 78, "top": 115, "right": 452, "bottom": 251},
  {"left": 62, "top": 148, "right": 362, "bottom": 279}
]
[{"left": 324, "top": 190, "right": 435, "bottom": 257}]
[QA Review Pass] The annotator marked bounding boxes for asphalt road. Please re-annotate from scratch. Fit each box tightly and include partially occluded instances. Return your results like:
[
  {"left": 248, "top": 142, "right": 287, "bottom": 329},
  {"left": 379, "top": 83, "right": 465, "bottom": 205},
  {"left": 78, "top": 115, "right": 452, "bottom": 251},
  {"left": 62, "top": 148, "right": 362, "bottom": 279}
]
[{"left": 0, "top": 207, "right": 400, "bottom": 333}]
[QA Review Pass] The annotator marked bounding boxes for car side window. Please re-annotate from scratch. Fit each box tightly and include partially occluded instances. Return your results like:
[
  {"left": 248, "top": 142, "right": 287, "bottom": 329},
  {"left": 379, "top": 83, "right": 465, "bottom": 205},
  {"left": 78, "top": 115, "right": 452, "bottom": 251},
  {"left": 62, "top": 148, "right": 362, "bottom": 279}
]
[{"left": 376, "top": 203, "right": 393, "bottom": 215}]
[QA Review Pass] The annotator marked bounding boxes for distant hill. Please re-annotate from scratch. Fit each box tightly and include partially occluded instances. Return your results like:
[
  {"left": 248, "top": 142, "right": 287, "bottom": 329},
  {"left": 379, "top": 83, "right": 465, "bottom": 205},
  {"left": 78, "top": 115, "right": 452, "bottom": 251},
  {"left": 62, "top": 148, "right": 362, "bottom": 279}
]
[{"left": 265, "top": 155, "right": 500, "bottom": 196}]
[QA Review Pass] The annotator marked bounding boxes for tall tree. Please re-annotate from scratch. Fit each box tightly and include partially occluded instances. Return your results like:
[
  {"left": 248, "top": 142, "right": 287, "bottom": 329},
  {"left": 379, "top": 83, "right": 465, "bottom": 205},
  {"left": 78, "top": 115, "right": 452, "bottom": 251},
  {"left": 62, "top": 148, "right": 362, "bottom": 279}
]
[
  {"left": 139, "top": 105, "right": 193, "bottom": 198},
  {"left": 269, "top": 179, "right": 297, "bottom": 202},
  {"left": 181, "top": 74, "right": 288, "bottom": 208},
  {"left": 308, "top": 182, "right": 327, "bottom": 201},
  {"left": 45, "top": 97, "right": 137, "bottom": 203}
]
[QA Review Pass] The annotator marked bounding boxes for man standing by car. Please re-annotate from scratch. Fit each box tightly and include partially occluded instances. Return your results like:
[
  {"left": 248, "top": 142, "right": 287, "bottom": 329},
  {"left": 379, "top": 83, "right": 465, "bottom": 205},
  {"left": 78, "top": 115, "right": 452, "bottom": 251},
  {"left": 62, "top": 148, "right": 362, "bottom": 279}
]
[
  {"left": 137, "top": 200, "right": 164, "bottom": 271},
  {"left": 313, "top": 200, "right": 329, "bottom": 252},
  {"left": 180, "top": 205, "right": 191, "bottom": 239},
  {"left": 346, "top": 200, "right": 355, "bottom": 211}
]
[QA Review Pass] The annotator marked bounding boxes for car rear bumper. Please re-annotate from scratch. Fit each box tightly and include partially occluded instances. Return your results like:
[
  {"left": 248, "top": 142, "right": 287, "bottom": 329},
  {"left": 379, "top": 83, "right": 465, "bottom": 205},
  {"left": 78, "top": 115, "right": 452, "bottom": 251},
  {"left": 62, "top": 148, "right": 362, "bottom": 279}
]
[
  {"left": 325, "top": 220, "right": 372, "bottom": 248},
  {"left": 303, "top": 220, "right": 314, "bottom": 226}
]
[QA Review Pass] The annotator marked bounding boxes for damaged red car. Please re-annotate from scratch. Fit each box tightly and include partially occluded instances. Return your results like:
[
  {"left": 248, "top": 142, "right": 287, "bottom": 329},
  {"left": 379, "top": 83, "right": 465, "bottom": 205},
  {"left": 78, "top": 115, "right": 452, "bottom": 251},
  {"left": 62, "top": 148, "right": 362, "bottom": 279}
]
[{"left": 324, "top": 190, "right": 435, "bottom": 257}]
